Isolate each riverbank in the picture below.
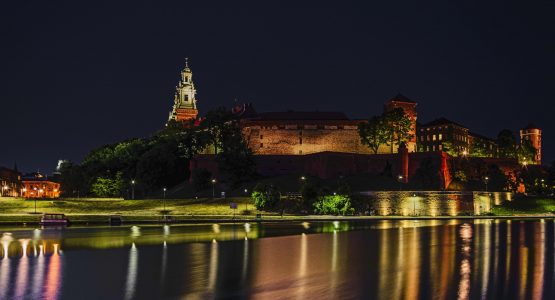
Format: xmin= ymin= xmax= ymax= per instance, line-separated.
xmin=0 ymin=195 xmax=553 ymax=225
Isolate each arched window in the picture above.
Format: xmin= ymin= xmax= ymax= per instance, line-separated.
xmin=185 ymin=76 xmax=189 ymax=82
xmin=185 ymin=95 xmax=189 ymax=101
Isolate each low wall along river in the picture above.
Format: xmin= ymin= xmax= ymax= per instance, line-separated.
xmin=359 ymin=191 xmax=513 ymax=216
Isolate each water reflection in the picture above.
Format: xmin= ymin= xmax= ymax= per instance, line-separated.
xmin=0 ymin=220 xmax=552 ymax=299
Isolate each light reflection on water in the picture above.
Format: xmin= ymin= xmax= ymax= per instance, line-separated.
xmin=0 ymin=219 xmax=553 ymax=299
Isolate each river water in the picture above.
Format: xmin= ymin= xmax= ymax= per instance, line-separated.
xmin=0 ymin=219 xmax=553 ymax=299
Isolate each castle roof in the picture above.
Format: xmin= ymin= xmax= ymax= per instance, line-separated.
xmin=388 ymin=93 xmax=416 ymax=104
xmin=421 ymin=117 xmax=467 ymax=129
xmin=253 ymin=111 xmax=349 ymax=121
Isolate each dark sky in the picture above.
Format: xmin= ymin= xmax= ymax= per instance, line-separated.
xmin=1 ymin=1 xmax=554 ymax=173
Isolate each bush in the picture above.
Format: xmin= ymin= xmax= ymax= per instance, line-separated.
xmin=90 ymin=172 xmax=123 ymax=197
xmin=251 ymin=183 xmax=280 ymax=210
xmin=313 ymin=195 xmax=354 ymax=215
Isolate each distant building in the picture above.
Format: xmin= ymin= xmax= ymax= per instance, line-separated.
xmin=168 ymin=58 xmax=199 ymax=123
xmin=520 ymin=123 xmax=542 ymax=164
xmin=21 ymin=172 xmax=60 ymax=199
xmin=0 ymin=166 xmax=22 ymax=197
xmin=417 ymin=118 xmax=496 ymax=157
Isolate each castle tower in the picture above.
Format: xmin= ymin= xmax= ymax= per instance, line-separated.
xmin=168 ymin=58 xmax=199 ymax=123
xmin=384 ymin=94 xmax=418 ymax=152
xmin=520 ymin=123 xmax=542 ymax=164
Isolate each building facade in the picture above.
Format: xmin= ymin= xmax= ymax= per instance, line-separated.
xmin=168 ymin=58 xmax=199 ymax=123
xmin=417 ymin=118 xmax=497 ymax=157
xmin=0 ymin=166 xmax=22 ymax=197
xmin=21 ymin=172 xmax=60 ymax=199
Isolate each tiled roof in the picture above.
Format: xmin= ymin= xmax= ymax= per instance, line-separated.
xmin=421 ymin=117 xmax=467 ymax=129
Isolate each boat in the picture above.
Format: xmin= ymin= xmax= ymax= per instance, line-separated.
xmin=39 ymin=213 xmax=70 ymax=226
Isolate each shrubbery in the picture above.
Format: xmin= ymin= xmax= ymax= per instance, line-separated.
xmin=313 ymin=195 xmax=354 ymax=215
xmin=251 ymin=183 xmax=281 ymax=210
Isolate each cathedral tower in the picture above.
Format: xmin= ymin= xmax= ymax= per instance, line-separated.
xmin=168 ymin=58 xmax=199 ymax=123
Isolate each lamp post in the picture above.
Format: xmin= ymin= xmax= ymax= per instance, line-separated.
xmin=211 ymin=179 xmax=216 ymax=199
xmin=244 ymin=188 xmax=248 ymax=211
xmin=131 ymin=180 xmax=135 ymax=200
xmin=33 ymin=187 xmax=38 ymax=214
xmin=163 ymin=187 xmax=167 ymax=211
xmin=484 ymin=176 xmax=489 ymax=192
xmin=398 ymin=175 xmax=403 ymax=191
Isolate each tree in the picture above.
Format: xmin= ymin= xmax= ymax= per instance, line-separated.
xmin=383 ymin=108 xmax=413 ymax=153
xmin=313 ymin=195 xmax=354 ymax=215
xmin=251 ymin=183 xmax=280 ymax=210
xmin=358 ymin=115 xmax=389 ymax=154
xmin=58 ymin=161 xmax=88 ymax=197
xmin=440 ymin=141 xmax=459 ymax=157
xmin=90 ymin=172 xmax=124 ymax=197
xmin=497 ymin=129 xmax=517 ymax=159
xmin=470 ymin=140 xmax=492 ymax=158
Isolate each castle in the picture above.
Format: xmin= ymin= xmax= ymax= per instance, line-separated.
xmin=169 ymin=61 xmax=542 ymax=187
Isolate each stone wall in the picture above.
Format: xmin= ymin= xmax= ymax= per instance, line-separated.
xmin=242 ymin=121 xmax=397 ymax=156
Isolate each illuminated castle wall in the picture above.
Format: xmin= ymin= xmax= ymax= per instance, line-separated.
xmin=238 ymin=94 xmax=418 ymax=156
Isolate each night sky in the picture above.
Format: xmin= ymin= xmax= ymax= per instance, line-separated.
xmin=1 ymin=1 xmax=554 ymax=173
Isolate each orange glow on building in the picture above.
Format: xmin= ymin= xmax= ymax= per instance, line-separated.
xmin=22 ymin=173 xmax=60 ymax=198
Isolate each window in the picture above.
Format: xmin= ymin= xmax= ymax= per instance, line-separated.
xmin=426 ymin=146 xmax=430 ymax=152
xmin=439 ymin=144 xmax=443 ymax=150
xmin=260 ymin=135 xmax=263 ymax=139
xmin=432 ymin=145 xmax=436 ymax=151
xmin=185 ymin=76 xmax=188 ymax=82
xmin=433 ymin=134 xmax=436 ymax=141
xmin=420 ymin=136 xmax=424 ymax=142
xmin=260 ymin=143 xmax=263 ymax=148
xmin=299 ymin=137 xmax=303 ymax=144
xmin=438 ymin=134 xmax=442 ymax=140
xmin=185 ymin=95 xmax=189 ymax=101
xmin=427 ymin=135 xmax=430 ymax=141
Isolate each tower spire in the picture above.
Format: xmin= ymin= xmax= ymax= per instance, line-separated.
xmin=168 ymin=58 xmax=199 ymax=124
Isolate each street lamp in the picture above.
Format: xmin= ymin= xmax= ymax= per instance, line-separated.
xmin=211 ymin=179 xmax=216 ymax=199
xmin=397 ymin=175 xmax=403 ymax=191
xmin=131 ymin=180 xmax=136 ymax=200
xmin=244 ymin=188 xmax=248 ymax=211
xmin=484 ymin=176 xmax=489 ymax=192
xmin=33 ymin=187 xmax=38 ymax=214
xmin=163 ymin=187 xmax=167 ymax=211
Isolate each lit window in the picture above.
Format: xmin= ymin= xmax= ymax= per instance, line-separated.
xmin=432 ymin=145 xmax=436 ymax=151
xmin=438 ymin=134 xmax=442 ymax=140
xmin=433 ymin=134 xmax=436 ymax=141
xmin=420 ymin=136 xmax=424 ymax=142
xmin=439 ymin=144 xmax=443 ymax=150
xmin=427 ymin=135 xmax=430 ymax=141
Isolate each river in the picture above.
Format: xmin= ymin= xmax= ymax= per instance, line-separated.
xmin=0 ymin=219 xmax=553 ymax=299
